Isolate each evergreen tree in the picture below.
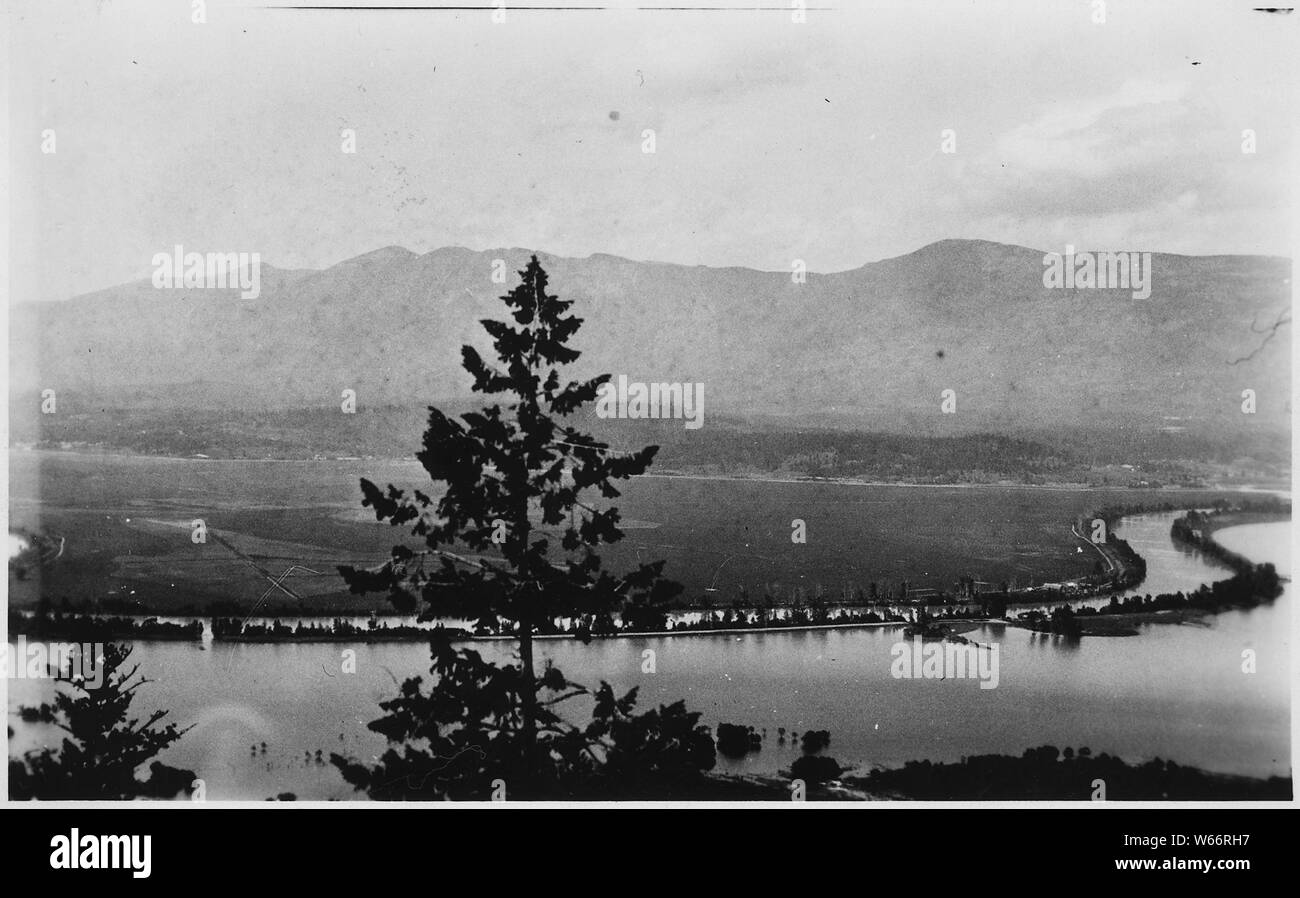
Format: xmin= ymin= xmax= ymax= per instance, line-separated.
xmin=334 ymin=256 xmax=712 ymax=798
xmin=8 ymin=643 xmax=196 ymax=800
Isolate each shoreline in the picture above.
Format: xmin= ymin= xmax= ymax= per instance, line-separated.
xmin=21 ymin=602 xmax=1242 ymax=644
xmin=10 ymin=501 xmax=1289 ymax=645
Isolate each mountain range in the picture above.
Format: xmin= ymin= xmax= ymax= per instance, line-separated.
xmin=11 ymin=239 xmax=1291 ymax=439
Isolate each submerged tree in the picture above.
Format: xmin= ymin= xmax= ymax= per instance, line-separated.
xmin=334 ymin=256 xmax=713 ymax=799
xmin=8 ymin=643 xmax=196 ymax=800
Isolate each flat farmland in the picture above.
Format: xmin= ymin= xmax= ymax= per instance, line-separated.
xmin=8 ymin=450 xmax=1243 ymax=612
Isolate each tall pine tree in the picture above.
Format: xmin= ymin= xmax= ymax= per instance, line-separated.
xmin=335 ymin=256 xmax=712 ymax=799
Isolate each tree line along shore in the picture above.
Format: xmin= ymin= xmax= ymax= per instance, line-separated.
xmin=10 ymin=498 xmax=1288 ymax=644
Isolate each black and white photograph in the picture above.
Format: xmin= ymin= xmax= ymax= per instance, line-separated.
xmin=2 ymin=0 xmax=1296 ymax=860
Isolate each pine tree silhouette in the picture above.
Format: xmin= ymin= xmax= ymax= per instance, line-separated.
xmin=9 ymin=643 xmax=196 ymax=800
xmin=335 ymin=256 xmax=714 ymax=799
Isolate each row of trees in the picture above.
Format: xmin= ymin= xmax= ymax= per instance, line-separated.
xmin=1171 ymin=507 xmax=1287 ymax=577
xmin=1019 ymin=550 xmax=1285 ymax=640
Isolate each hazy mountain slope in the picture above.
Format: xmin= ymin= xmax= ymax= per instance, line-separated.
xmin=10 ymin=239 xmax=1290 ymax=436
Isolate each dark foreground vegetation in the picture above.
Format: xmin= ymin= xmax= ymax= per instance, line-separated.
xmin=8 ymin=644 xmax=197 ymax=800
xmin=844 ymin=745 xmax=1292 ymax=800
xmin=329 ymin=257 xmax=727 ymax=800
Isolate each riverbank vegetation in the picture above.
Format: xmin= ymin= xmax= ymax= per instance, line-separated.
xmin=843 ymin=745 xmax=1291 ymax=800
xmin=210 ymin=616 xmax=448 ymax=642
xmin=1171 ymin=498 xmax=1290 ymax=576
xmin=1014 ymin=500 xmax=1288 ymax=638
xmin=8 ymin=607 xmax=203 ymax=641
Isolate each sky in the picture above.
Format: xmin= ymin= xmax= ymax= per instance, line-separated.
xmin=5 ymin=0 xmax=1298 ymax=302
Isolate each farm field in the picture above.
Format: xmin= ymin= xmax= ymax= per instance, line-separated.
xmin=8 ymin=450 xmax=1246 ymax=614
